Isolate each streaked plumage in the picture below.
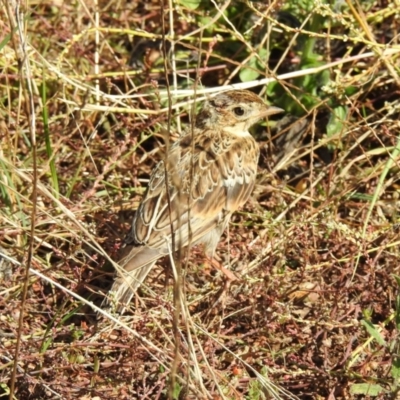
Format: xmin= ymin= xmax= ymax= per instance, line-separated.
xmin=108 ymin=90 xmax=283 ymax=310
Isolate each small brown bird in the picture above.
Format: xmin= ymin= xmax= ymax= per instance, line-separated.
xmin=108 ymin=90 xmax=283 ymax=309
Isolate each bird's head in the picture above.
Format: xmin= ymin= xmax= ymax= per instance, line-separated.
xmin=196 ymin=90 xmax=283 ymax=136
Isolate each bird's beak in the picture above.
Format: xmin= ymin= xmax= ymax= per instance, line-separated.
xmin=261 ymin=106 xmax=284 ymax=117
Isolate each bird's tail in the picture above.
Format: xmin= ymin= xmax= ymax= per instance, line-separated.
xmin=105 ymin=245 xmax=163 ymax=312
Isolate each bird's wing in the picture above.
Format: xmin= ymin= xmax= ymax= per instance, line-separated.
xmin=128 ymin=131 xmax=259 ymax=251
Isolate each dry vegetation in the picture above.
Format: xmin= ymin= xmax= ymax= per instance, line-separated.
xmin=1 ymin=0 xmax=400 ymax=399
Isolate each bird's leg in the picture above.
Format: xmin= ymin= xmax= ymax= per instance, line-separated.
xmin=204 ymin=256 xmax=238 ymax=282
xmin=202 ymin=255 xmax=238 ymax=314
xmin=206 ymin=274 xmax=233 ymax=313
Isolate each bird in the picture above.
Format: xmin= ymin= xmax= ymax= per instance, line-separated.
xmin=107 ymin=89 xmax=283 ymax=310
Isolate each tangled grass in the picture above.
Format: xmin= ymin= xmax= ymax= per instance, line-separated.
xmin=1 ymin=0 xmax=400 ymax=398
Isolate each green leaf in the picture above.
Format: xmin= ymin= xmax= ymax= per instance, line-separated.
xmin=0 ymin=383 xmax=10 ymax=395
xmin=301 ymin=93 xmax=319 ymax=109
xmin=361 ymin=319 xmax=387 ymax=346
xmin=266 ymin=81 xmax=279 ymax=97
xmin=248 ymin=379 xmax=264 ymax=400
xmin=40 ymin=337 xmax=53 ymax=354
xmin=177 ymin=0 xmax=201 ymax=10
xmin=327 ymin=106 xmax=348 ymax=137
xmin=240 ymin=49 xmax=269 ymax=82
xmin=393 ymin=274 xmax=400 ymax=288
xmin=349 ymin=383 xmax=385 ymax=396
xmin=172 ymin=382 xmax=181 ymax=399
xmin=240 ymin=55 xmax=261 ymax=82
xmin=394 ymin=275 xmax=400 ymax=330
xmin=41 ymin=76 xmax=59 ymax=198
xmin=0 ymin=32 xmax=12 ymax=52
xmin=345 ymin=85 xmax=358 ymax=96
xmin=391 ymin=357 xmax=400 ymax=379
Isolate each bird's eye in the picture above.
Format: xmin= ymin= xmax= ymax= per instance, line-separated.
xmin=233 ymin=107 xmax=245 ymax=116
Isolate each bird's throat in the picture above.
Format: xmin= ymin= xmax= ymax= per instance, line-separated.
xmin=222 ymin=125 xmax=251 ymax=137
